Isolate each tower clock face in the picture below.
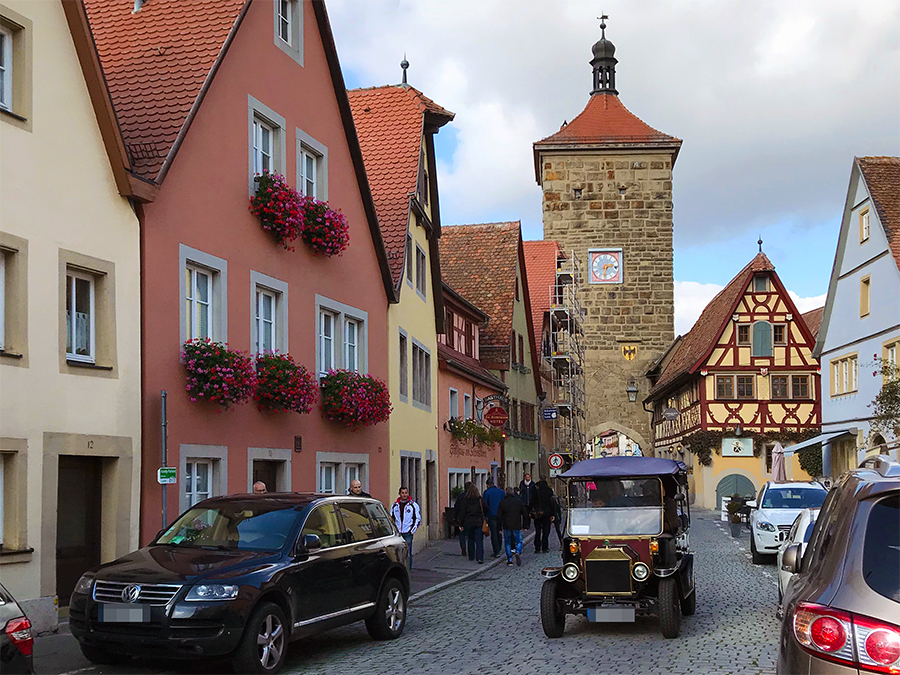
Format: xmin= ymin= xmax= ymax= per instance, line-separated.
xmin=589 ymin=249 xmax=623 ymax=284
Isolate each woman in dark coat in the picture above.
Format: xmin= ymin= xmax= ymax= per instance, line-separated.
xmin=460 ymin=483 xmax=488 ymax=563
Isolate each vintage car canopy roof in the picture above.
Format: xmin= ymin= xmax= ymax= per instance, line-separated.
xmin=560 ymin=456 xmax=687 ymax=479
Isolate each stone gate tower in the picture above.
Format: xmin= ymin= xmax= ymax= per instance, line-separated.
xmin=533 ymin=18 xmax=680 ymax=455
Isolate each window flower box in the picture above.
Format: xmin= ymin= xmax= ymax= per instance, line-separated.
xmin=299 ymin=197 xmax=350 ymax=257
xmin=250 ymin=172 xmax=304 ymax=250
xmin=254 ymin=353 xmax=317 ymax=414
xmin=445 ymin=417 xmax=504 ymax=446
xmin=320 ymin=370 xmax=391 ymax=427
xmin=182 ymin=338 xmax=255 ymax=409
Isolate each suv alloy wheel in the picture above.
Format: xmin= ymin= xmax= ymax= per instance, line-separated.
xmin=365 ymin=578 xmax=407 ymax=640
xmin=233 ymin=602 xmax=287 ymax=674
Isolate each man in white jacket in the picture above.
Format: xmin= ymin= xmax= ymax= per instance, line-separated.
xmin=390 ymin=487 xmax=421 ymax=569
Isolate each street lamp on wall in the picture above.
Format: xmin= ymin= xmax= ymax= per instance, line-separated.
xmin=626 ymin=377 xmax=638 ymax=403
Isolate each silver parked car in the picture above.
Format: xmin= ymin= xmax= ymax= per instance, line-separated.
xmin=777 ymin=455 xmax=900 ymax=674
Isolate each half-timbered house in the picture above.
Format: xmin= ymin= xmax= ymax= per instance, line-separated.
xmin=645 ymin=252 xmax=822 ymax=509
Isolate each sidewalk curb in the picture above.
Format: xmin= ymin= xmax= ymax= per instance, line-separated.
xmin=409 ymin=532 xmax=536 ymax=604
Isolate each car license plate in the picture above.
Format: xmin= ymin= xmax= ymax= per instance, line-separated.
xmin=98 ymin=603 xmax=150 ymax=623
xmin=587 ymin=606 xmax=635 ymax=623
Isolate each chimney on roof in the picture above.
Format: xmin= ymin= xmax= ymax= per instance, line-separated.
xmin=400 ymin=54 xmax=409 ymax=86
xmin=590 ymin=15 xmax=618 ymax=95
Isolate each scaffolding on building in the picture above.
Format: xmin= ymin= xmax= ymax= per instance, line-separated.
xmin=546 ymin=250 xmax=587 ymax=463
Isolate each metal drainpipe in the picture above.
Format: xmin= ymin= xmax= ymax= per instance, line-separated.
xmin=161 ymin=390 xmax=167 ymax=530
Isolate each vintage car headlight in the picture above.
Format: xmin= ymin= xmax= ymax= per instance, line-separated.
xmin=73 ymin=573 xmax=94 ymax=595
xmin=632 ymin=562 xmax=650 ymax=581
xmin=756 ymin=520 xmax=777 ymax=532
xmin=562 ymin=563 xmax=580 ymax=582
xmin=185 ymin=583 xmax=240 ymax=601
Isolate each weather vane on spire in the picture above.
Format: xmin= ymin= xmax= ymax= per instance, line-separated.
xmin=758 ymin=236 xmax=764 ymax=253
xmin=400 ymin=53 xmax=409 ymax=86
xmin=598 ymin=13 xmax=609 ymax=38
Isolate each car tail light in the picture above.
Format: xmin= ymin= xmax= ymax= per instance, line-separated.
xmin=792 ymin=603 xmax=900 ymax=673
xmin=854 ymin=615 xmax=900 ymax=673
xmin=5 ymin=617 xmax=33 ymax=657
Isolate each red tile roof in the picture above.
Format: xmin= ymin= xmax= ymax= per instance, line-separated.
xmin=800 ymin=307 xmax=824 ymax=341
xmin=523 ymin=240 xmax=563 ymax=357
xmin=649 ymin=252 xmax=775 ymax=397
xmin=83 ymin=0 xmax=247 ymax=181
xmin=858 ymin=156 xmax=900 ymax=270
xmin=348 ymin=86 xmax=454 ymax=287
xmin=439 ymin=223 xmax=521 ymax=365
xmin=535 ymin=94 xmax=682 ymax=149
xmin=437 ymin=342 xmax=506 ymax=392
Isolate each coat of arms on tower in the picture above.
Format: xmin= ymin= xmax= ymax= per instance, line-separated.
xmin=622 ymin=345 xmax=637 ymax=361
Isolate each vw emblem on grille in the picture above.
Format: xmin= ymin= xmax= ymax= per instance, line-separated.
xmin=121 ymin=584 xmax=142 ymax=603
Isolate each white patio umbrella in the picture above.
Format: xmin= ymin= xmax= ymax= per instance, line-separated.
xmin=771 ymin=442 xmax=787 ymax=483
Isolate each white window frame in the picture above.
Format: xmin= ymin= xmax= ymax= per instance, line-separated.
xmin=178 ymin=445 xmax=227 ymax=513
xmin=179 ymin=245 xmax=227 ymax=346
xmin=250 ymin=271 xmax=288 ymax=356
xmin=345 ymin=463 xmax=364 ymax=491
xmin=276 ymin=0 xmax=292 ymax=44
xmin=296 ymin=128 xmax=328 ymax=200
xmin=319 ymin=462 xmax=336 ymax=494
xmin=185 ymin=265 xmax=213 ymax=342
xmin=248 ymin=97 xmax=286 ymax=194
xmin=345 ymin=317 xmax=360 ymax=372
xmin=449 ymin=388 xmax=459 ymax=420
xmin=405 ymin=233 xmax=414 ymax=286
xmin=65 ymin=269 xmax=95 ymax=363
xmin=317 ymin=452 xmax=369 ymax=495
xmin=415 ymin=244 xmax=427 ymax=300
xmin=0 ymin=26 xmax=11 ymax=112
xmin=256 ymin=288 xmax=276 ymax=355
xmin=315 ymin=294 xmax=368 ymax=378
xmin=319 ymin=309 xmax=336 ymax=376
xmin=252 ymin=116 xmax=275 ymax=177
xmin=399 ymin=329 xmax=409 ymax=402
xmin=272 ymin=0 xmax=302 ymax=65
xmin=299 ymin=148 xmax=316 ymax=197
xmin=185 ymin=460 xmax=212 ymax=507
xmin=400 ymin=453 xmax=422 ymax=505
xmin=464 ymin=393 xmax=472 ymax=420
xmin=0 ymin=250 xmax=5 ymax=351
xmin=861 ymin=208 xmax=870 ymax=242
xmin=411 ymin=340 xmax=432 ymax=411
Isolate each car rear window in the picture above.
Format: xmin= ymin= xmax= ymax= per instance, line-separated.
xmin=863 ymin=494 xmax=900 ymax=602
xmin=762 ymin=488 xmax=826 ymax=509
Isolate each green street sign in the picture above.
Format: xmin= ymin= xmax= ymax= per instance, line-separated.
xmin=157 ymin=467 xmax=177 ymax=485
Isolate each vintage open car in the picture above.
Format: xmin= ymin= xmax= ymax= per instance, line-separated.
xmin=540 ymin=456 xmax=695 ymax=639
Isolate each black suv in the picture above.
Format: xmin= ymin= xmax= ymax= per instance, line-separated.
xmin=777 ymin=455 xmax=900 ymax=674
xmin=69 ymin=494 xmax=409 ymax=674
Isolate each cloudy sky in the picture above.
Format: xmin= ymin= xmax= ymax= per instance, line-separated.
xmin=328 ymin=0 xmax=900 ymax=334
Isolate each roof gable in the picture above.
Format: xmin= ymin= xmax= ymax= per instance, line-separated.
xmin=347 ymin=85 xmax=454 ymax=287
xmin=523 ymin=240 xmax=563 ymax=356
xmin=649 ymin=252 xmax=775 ymax=397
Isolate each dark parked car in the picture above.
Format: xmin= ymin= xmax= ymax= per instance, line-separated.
xmin=539 ymin=457 xmax=695 ymax=639
xmin=0 ymin=582 xmax=34 ymax=675
xmin=69 ymin=494 xmax=409 ymax=674
xmin=777 ymin=455 xmax=900 ymax=674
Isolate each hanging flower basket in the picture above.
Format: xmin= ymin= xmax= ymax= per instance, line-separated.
xmin=446 ymin=417 xmax=504 ymax=446
xmin=299 ymin=197 xmax=350 ymax=257
xmin=320 ymin=370 xmax=391 ymax=427
xmin=182 ymin=338 xmax=255 ymax=409
xmin=249 ymin=172 xmax=304 ymax=250
xmin=254 ymin=353 xmax=318 ymax=414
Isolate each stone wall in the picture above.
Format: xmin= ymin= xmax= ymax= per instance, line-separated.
xmin=541 ymin=151 xmax=676 ymax=453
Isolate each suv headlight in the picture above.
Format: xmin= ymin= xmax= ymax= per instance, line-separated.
xmin=185 ymin=584 xmax=240 ymax=601
xmin=73 ymin=573 xmax=94 ymax=595
xmin=756 ymin=520 xmax=777 ymax=532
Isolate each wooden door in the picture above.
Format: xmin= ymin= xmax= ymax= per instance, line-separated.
xmin=253 ymin=460 xmax=279 ymax=493
xmin=56 ymin=456 xmax=102 ymax=606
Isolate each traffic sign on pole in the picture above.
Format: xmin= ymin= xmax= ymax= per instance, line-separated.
xmin=548 ymin=453 xmax=564 ymax=470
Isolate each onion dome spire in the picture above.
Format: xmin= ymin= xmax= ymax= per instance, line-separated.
xmin=591 ymin=15 xmax=618 ymax=95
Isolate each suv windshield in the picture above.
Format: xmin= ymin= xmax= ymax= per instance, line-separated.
xmin=762 ymin=487 xmax=826 ymax=509
xmin=156 ymin=502 xmax=298 ymax=551
xmin=863 ymin=494 xmax=899 ymax=602
xmin=567 ymin=478 xmax=663 ymax=536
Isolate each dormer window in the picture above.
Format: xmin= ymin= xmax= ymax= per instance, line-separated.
xmin=753 ymin=276 xmax=768 ymax=293
xmin=860 ymin=208 xmax=870 ymax=243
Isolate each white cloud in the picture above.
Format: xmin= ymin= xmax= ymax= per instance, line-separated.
xmin=674 ymin=281 xmax=828 ymax=336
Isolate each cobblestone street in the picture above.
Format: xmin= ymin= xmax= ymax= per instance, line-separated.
xmin=279 ymin=509 xmax=779 ymax=675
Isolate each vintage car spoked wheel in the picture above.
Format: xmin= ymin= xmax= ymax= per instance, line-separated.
xmin=540 ymin=578 xmax=566 ymax=638
xmin=658 ymin=577 xmax=681 ymax=638
xmin=233 ymin=602 xmax=287 ymax=674
xmin=366 ymin=578 xmax=407 ymax=640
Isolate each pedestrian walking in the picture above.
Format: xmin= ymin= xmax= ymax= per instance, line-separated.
xmin=453 ymin=483 xmax=472 ymax=556
xmin=390 ymin=487 xmax=421 ymax=569
xmin=551 ymin=492 xmax=565 ymax=545
xmin=519 ymin=473 xmax=535 ymax=530
xmin=497 ymin=486 xmax=527 ymax=566
xmin=348 ymin=479 xmax=371 ymax=498
xmin=459 ymin=483 xmax=487 ymax=564
xmin=483 ymin=478 xmax=505 ymax=558
xmin=532 ymin=479 xmax=555 ymax=553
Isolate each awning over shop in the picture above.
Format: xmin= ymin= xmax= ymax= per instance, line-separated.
xmin=782 ymin=429 xmax=857 ymax=456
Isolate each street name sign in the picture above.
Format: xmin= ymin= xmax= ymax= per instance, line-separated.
xmin=157 ymin=467 xmax=177 ymax=485
xmin=484 ymin=406 xmax=509 ymax=428
xmin=542 ymin=407 xmax=559 ymax=420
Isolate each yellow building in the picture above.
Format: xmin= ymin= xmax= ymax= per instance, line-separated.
xmin=645 ymin=252 xmax=823 ymax=509
xmin=0 ymin=0 xmax=151 ymax=630
xmin=348 ymin=82 xmax=454 ymax=545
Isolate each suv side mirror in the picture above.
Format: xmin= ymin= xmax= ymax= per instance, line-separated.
xmin=782 ymin=543 xmax=801 ymax=574
xmin=746 ymin=500 xmax=757 ymax=509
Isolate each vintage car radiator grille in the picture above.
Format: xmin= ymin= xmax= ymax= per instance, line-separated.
xmin=584 ymin=548 xmax=632 ymax=594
